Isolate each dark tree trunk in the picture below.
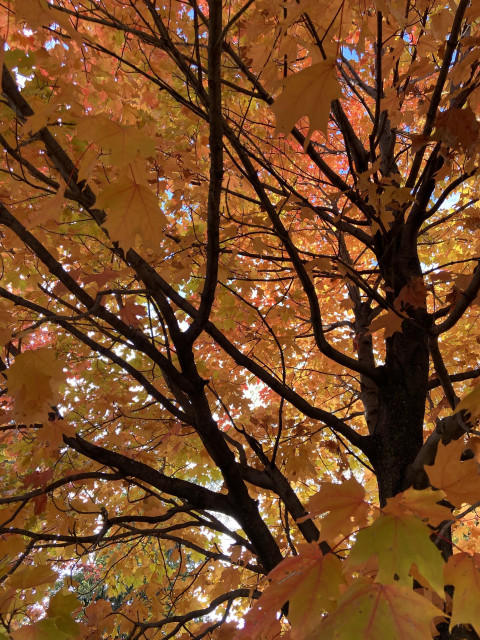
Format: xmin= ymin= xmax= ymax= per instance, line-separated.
xmin=365 ymin=225 xmax=431 ymax=504
xmin=371 ymin=322 xmax=429 ymax=505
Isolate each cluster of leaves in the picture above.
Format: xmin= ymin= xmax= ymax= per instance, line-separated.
xmin=245 ymin=438 xmax=480 ymax=640
xmin=0 ymin=0 xmax=479 ymax=638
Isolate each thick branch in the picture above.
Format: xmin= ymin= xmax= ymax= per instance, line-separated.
xmin=433 ymin=261 xmax=480 ymax=335
xmin=63 ymin=434 xmax=234 ymax=515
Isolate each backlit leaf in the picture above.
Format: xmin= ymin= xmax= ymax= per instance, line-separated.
xmin=311 ymin=580 xmax=443 ymax=640
xmin=305 ymin=476 xmax=370 ymax=540
xmin=425 ymin=439 xmax=480 ymax=506
xmin=348 ymin=513 xmax=444 ymax=596
xmin=271 ymin=60 xmax=341 ymax=145
xmin=452 ymin=385 xmax=480 ymax=420
xmin=96 ymin=177 xmax=167 ymax=252
xmin=7 ymin=348 xmax=65 ymax=424
xmin=444 ymin=552 xmax=480 ymax=635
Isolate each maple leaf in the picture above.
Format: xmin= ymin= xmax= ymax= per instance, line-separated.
xmin=8 ymin=565 xmax=57 ymax=590
xmin=271 ymin=60 xmax=341 ymax=145
xmin=96 ymin=176 xmax=167 ymax=252
xmin=36 ymin=418 xmax=76 ymax=452
xmin=311 ymin=580 xmax=443 ymax=640
xmin=120 ymin=299 xmax=147 ymax=327
xmin=85 ymin=599 xmax=115 ymax=635
xmin=25 ymin=186 xmax=65 ymax=230
xmin=7 ymin=348 xmax=66 ymax=425
xmin=394 ymin=277 xmax=427 ymax=312
xmin=368 ymin=309 xmax=404 ymax=338
xmin=347 ymin=513 xmax=445 ymax=596
xmin=425 ymin=439 xmax=480 ymax=506
xmin=14 ymin=0 xmax=83 ymax=43
xmin=444 ymin=552 xmax=480 ymax=635
xmin=433 ymin=106 xmax=480 ymax=150
xmin=305 ymin=476 xmax=370 ymax=540
xmin=11 ymin=590 xmax=80 ymax=640
xmin=242 ymin=546 xmax=344 ymax=640
xmin=383 ymin=487 xmax=451 ymax=527
xmin=3 ymin=1 xmax=480 ymax=638
xmin=452 ymin=385 xmax=480 ymax=420
xmin=75 ymin=115 xmax=156 ymax=168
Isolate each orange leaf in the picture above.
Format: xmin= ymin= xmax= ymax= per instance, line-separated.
xmin=7 ymin=348 xmax=65 ymax=425
xmin=271 ymin=60 xmax=341 ymax=145
xmin=8 ymin=565 xmax=57 ymax=590
xmin=119 ymin=300 xmax=147 ymax=327
xmin=425 ymin=439 xmax=480 ymax=506
xmin=433 ymin=106 xmax=480 ymax=150
xmin=96 ymin=177 xmax=167 ymax=252
xmin=242 ymin=546 xmax=343 ymax=639
xmin=305 ymin=476 xmax=370 ymax=541
xmin=368 ymin=310 xmax=404 ymax=338
xmin=76 ymin=115 xmax=156 ymax=168
xmin=444 ymin=552 xmax=480 ymax=635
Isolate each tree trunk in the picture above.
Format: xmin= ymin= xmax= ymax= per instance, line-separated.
xmin=370 ymin=322 xmax=429 ymax=505
xmin=369 ymin=228 xmax=431 ymax=505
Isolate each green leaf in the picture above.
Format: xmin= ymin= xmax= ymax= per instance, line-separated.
xmin=311 ymin=580 xmax=443 ymax=640
xmin=347 ymin=514 xmax=445 ymax=597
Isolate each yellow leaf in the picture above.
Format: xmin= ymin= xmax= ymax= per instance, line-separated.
xmin=289 ymin=553 xmax=344 ymax=638
xmin=425 ymin=439 xmax=480 ymax=506
xmin=452 ymin=385 xmax=480 ymax=419
xmin=8 ymin=565 xmax=57 ymax=590
xmin=271 ymin=60 xmax=341 ymax=145
xmin=76 ymin=115 xmax=156 ymax=168
xmin=444 ymin=552 xmax=480 ymax=635
xmin=311 ymin=580 xmax=443 ymax=640
xmin=96 ymin=177 xmax=167 ymax=252
xmin=368 ymin=310 xmax=404 ymax=338
xmin=383 ymin=487 xmax=451 ymax=527
xmin=7 ymin=348 xmax=65 ymax=424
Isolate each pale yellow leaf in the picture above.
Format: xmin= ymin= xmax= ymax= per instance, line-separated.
xmin=7 ymin=348 xmax=65 ymax=424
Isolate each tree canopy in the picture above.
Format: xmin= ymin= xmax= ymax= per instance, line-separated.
xmin=0 ymin=0 xmax=480 ymax=638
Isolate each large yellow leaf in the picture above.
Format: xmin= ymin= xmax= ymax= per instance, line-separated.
xmin=311 ymin=580 xmax=443 ymax=640
xmin=271 ymin=60 xmax=341 ymax=145
xmin=76 ymin=115 xmax=156 ymax=168
xmin=7 ymin=348 xmax=65 ymax=424
xmin=452 ymin=385 xmax=480 ymax=419
xmin=368 ymin=309 xmax=404 ymax=338
xmin=425 ymin=439 xmax=480 ymax=506
xmin=96 ymin=177 xmax=167 ymax=252
xmin=383 ymin=487 xmax=451 ymax=527
xmin=444 ymin=552 xmax=480 ymax=635
xmin=305 ymin=476 xmax=370 ymax=541
xmin=347 ymin=513 xmax=445 ymax=597
xmin=8 ymin=565 xmax=57 ymax=590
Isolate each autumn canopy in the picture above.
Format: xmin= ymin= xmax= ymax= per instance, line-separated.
xmin=0 ymin=0 xmax=480 ymax=638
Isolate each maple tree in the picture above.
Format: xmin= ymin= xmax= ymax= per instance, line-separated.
xmin=1 ymin=0 xmax=480 ymax=637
